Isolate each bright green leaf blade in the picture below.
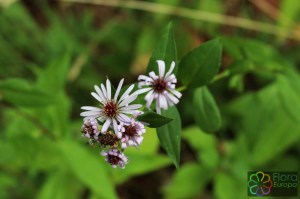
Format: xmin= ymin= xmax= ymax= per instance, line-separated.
xmin=0 ymin=78 xmax=55 ymax=107
xmin=163 ymin=163 xmax=213 ymax=199
xmin=147 ymin=22 xmax=177 ymax=75
xmin=178 ymin=38 xmax=222 ymax=88
xmin=214 ymin=172 xmax=244 ymax=199
xmin=112 ymin=152 xmax=171 ymax=184
xmin=157 ymin=106 xmax=181 ymax=168
xmin=137 ymin=110 xmax=173 ymax=128
xmin=193 ymin=87 xmax=222 ymax=133
xmin=59 ymin=141 xmax=118 ymax=199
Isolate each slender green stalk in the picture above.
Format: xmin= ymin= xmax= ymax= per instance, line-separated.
xmin=61 ymin=0 xmax=300 ymax=41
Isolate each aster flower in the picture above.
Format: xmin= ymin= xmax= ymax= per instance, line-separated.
xmin=81 ymin=118 xmax=99 ymax=145
xmin=97 ymin=130 xmax=120 ymax=148
xmin=101 ymin=149 xmax=128 ymax=169
xmin=116 ymin=119 xmax=146 ymax=148
xmin=80 ymin=78 xmax=142 ymax=133
xmin=137 ymin=60 xmax=182 ymax=114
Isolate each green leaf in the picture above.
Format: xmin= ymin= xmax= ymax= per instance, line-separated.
xmin=182 ymin=126 xmax=219 ymax=169
xmin=163 ymin=163 xmax=213 ymax=199
xmin=178 ymin=38 xmax=222 ymax=88
xmin=276 ymin=73 xmax=300 ymax=122
xmin=0 ymin=78 xmax=55 ymax=107
xmin=157 ymin=106 xmax=181 ymax=168
xmin=214 ymin=172 xmax=244 ymax=199
xmin=137 ymin=110 xmax=173 ymax=128
xmin=37 ymin=54 xmax=71 ymax=92
xmin=193 ymin=87 xmax=221 ymax=133
xmin=60 ymin=141 xmax=118 ymax=199
xmin=112 ymin=152 xmax=171 ymax=184
xmin=37 ymin=171 xmax=82 ymax=199
xmin=147 ymin=22 xmax=177 ymax=75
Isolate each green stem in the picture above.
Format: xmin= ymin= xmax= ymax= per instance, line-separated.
xmin=211 ymin=70 xmax=230 ymax=83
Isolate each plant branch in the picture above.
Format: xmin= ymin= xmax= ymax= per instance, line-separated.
xmin=60 ymin=0 xmax=300 ymax=41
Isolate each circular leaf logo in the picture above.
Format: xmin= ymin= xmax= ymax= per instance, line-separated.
xmin=248 ymin=171 xmax=273 ymax=196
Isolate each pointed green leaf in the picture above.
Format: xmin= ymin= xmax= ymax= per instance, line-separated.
xmin=60 ymin=141 xmax=118 ymax=199
xmin=178 ymin=38 xmax=222 ymax=88
xmin=193 ymin=87 xmax=221 ymax=133
xmin=0 ymin=78 xmax=55 ymax=107
xmin=137 ymin=111 xmax=173 ymax=128
xmin=147 ymin=22 xmax=177 ymax=75
xmin=157 ymin=106 xmax=181 ymax=168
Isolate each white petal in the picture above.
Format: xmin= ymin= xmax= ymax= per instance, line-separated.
xmin=101 ymin=119 xmax=111 ymax=132
xmin=166 ymin=92 xmax=179 ymax=104
xmin=80 ymin=111 xmax=101 ymax=117
xmin=119 ymin=84 xmax=134 ymax=102
xmin=156 ymin=102 xmax=161 ymax=114
xmin=135 ymin=87 xmax=152 ymax=95
xmin=165 ymin=61 xmax=175 ymax=78
xmin=106 ymin=79 xmax=111 ymax=100
xmin=138 ymin=75 xmax=150 ymax=81
xmin=117 ymin=113 xmax=131 ymax=123
xmin=91 ymin=92 xmax=104 ymax=104
xmin=170 ymin=89 xmax=182 ymax=98
xmin=119 ymin=94 xmax=137 ymax=107
xmin=145 ymin=90 xmax=154 ymax=108
xmin=120 ymin=104 xmax=142 ymax=111
xmin=114 ymin=78 xmax=124 ymax=101
xmin=101 ymin=84 xmax=108 ymax=99
xmin=159 ymin=94 xmax=168 ymax=110
xmin=149 ymin=71 xmax=158 ymax=80
xmin=81 ymin=106 xmax=101 ymax=111
xmin=157 ymin=60 xmax=165 ymax=78
xmin=112 ymin=119 xmax=118 ymax=133
xmin=94 ymin=85 xmax=106 ymax=102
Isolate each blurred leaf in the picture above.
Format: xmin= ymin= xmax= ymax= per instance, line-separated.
xmin=276 ymin=73 xmax=300 ymax=122
xmin=157 ymin=106 xmax=181 ymax=168
xmin=147 ymin=22 xmax=177 ymax=75
xmin=178 ymin=38 xmax=222 ymax=88
xmin=182 ymin=126 xmax=219 ymax=169
xmin=229 ymin=84 xmax=300 ymax=166
xmin=36 ymin=54 xmax=71 ymax=93
xmin=112 ymin=152 xmax=171 ymax=184
xmin=228 ymin=59 xmax=253 ymax=75
xmin=163 ymin=163 xmax=213 ymax=199
xmin=278 ymin=0 xmax=300 ymax=29
xmin=37 ymin=171 xmax=82 ymax=199
xmin=0 ymin=78 xmax=55 ymax=107
xmin=137 ymin=110 xmax=173 ymax=128
xmin=193 ymin=87 xmax=222 ymax=133
xmin=214 ymin=172 xmax=244 ymax=199
xmin=60 ymin=141 xmax=118 ymax=199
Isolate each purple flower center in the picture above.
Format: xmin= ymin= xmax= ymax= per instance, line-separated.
xmin=124 ymin=125 xmax=137 ymax=137
xmin=153 ymin=79 xmax=167 ymax=93
xmin=98 ymin=131 xmax=119 ymax=148
xmin=107 ymin=154 xmax=121 ymax=165
xmin=103 ymin=101 xmax=117 ymax=117
xmin=82 ymin=125 xmax=94 ymax=135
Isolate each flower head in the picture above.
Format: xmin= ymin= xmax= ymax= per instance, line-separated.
xmin=97 ymin=130 xmax=120 ymax=148
xmin=81 ymin=118 xmax=99 ymax=145
xmin=137 ymin=60 xmax=182 ymax=114
xmin=101 ymin=149 xmax=128 ymax=169
xmin=116 ymin=119 xmax=145 ymax=148
xmin=80 ymin=78 xmax=142 ymax=133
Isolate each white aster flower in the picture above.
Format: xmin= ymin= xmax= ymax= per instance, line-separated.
xmin=81 ymin=118 xmax=99 ymax=145
xmin=101 ymin=149 xmax=128 ymax=169
xmin=116 ymin=119 xmax=146 ymax=149
xmin=80 ymin=78 xmax=142 ymax=133
xmin=137 ymin=60 xmax=182 ymax=114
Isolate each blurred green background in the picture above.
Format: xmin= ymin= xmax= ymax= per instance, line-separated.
xmin=0 ymin=0 xmax=300 ymax=198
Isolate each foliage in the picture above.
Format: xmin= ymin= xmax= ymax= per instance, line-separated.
xmin=1 ymin=1 xmax=300 ymax=199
